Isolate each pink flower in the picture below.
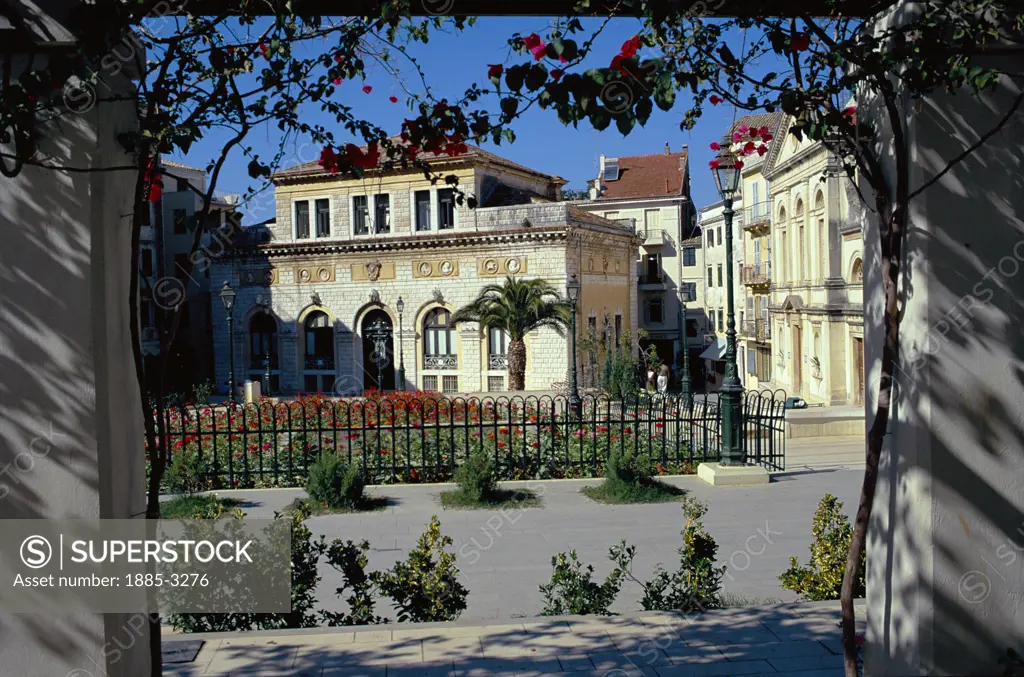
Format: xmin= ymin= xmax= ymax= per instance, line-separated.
xmin=738 ymin=124 xmax=749 ymax=134
xmin=733 ymin=132 xmax=744 ymax=143
xmin=523 ymin=33 xmax=546 ymax=60
xmin=333 ymin=77 xmax=343 ymax=85
xmin=362 ymin=85 xmax=372 ymax=94
xmin=709 ymin=142 xmax=721 ymax=151
xmin=709 ymin=159 xmax=720 ymax=169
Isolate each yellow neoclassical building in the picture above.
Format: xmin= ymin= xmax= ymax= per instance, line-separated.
xmin=210 ymin=140 xmax=639 ymax=395
xmin=764 ymin=118 xmax=865 ymax=405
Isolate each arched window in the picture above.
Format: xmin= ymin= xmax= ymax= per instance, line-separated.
xmin=250 ymin=312 xmax=278 ymax=367
xmin=423 ymin=308 xmax=456 ymax=369
xmin=777 ymin=206 xmax=788 ymax=282
xmin=795 ymin=199 xmax=805 ymax=282
xmin=304 ymin=311 xmax=334 ymax=367
xmin=851 ymin=258 xmax=864 ymax=284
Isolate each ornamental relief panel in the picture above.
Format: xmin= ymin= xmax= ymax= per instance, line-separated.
xmin=241 ymin=267 xmax=278 ymax=286
xmin=294 ymin=265 xmax=335 ymax=284
xmin=413 ymin=259 xmax=460 ymax=279
xmin=479 ymin=256 xmax=528 ymax=277
xmin=351 ymin=261 xmax=396 ymax=282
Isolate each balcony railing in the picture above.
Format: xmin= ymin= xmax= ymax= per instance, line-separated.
xmin=740 ymin=263 xmax=772 ymax=286
xmin=638 ymin=273 xmax=667 ymax=286
xmin=742 ymin=201 xmax=773 ymax=230
xmin=642 ymin=228 xmax=671 ymax=246
xmin=250 ymin=354 xmax=279 ymax=370
xmin=488 ymin=354 xmax=508 ymax=370
xmin=304 ymin=355 xmax=335 ymax=370
xmin=424 ymin=355 xmax=458 ymax=370
xmin=756 ymin=319 xmax=772 ymax=341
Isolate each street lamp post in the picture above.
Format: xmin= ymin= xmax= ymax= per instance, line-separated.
xmin=566 ymin=274 xmax=582 ymax=418
xmin=396 ymin=297 xmax=406 ymax=391
xmin=256 ymin=295 xmax=273 ymax=397
xmin=366 ymin=319 xmax=391 ymax=391
xmin=218 ymin=281 xmax=237 ymax=403
xmin=712 ymin=156 xmax=744 ymax=465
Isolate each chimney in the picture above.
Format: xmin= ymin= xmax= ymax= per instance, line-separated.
xmin=664 ymin=142 xmax=670 ymax=154
xmin=681 ymin=143 xmax=688 ymax=153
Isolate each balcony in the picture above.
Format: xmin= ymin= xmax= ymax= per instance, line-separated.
xmin=740 ymin=262 xmax=772 ymax=286
xmin=638 ymin=273 xmax=668 ymax=290
xmin=304 ymin=355 xmax=334 ymax=370
xmin=488 ymin=354 xmax=508 ymax=370
xmin=742 ymin=201 xmax=772 ymax=232
xmin=755 ymin=319 xmax=772 ymax=342
xmin=424 ymin=355 xmax=458 ymax=370
xmin=641 ymin=227 xmax=671 ymax=246
xmin=250 ymin=354 xmax=279 ymax=370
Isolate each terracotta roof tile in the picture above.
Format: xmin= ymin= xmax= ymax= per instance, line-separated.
xmin=593 ymin=151 xmax=688 ymax=200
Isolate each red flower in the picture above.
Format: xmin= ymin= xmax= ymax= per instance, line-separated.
xmin=709 ymin=159 xmax=720 ymax=169
xmin=334 ymin=53 xmax=343 ymax=63
xmin=709 ymin=95 xmax=723 ymax=106
xmin=789 ymin=33 xmax=811 ymax=52
xmin=333 ymin=77 xmax=343 ymax=85
xmin=743 ymin=141 xmax=756 ymax=153
xmin=559 ymin=55 xmax=569 ymax=64
xmin=523 ymin=33 xmax=546 ymax=60
xmin=733 ymin=132 xmax=744 ymax=143
xmin=709 ymin=142 xmax=721 ymax=151
xmin=362 ymin=85 xmax=372 ymax=94
xmin=842 ymin=106 xmax=856 ymax=118
xmin=760 ymin=131 xmax=774 ymax=142
xmin=258 ymin=42 xmax=270 ymax=58
xmin=738 ymin=123 xmax=750 ymax=134
xmin=550 ymin=68 xmax=563 ymax=83
xmin=620 ymin=35 xmax=642 ymax=59
xmin=610 ymin=54 xmax=626 ymax=74
xmin=734 ymin=159 xmax=745 ymax=169
xmin=318 ymin=146 xmax=339 ymax=173
xmin=389 ymin=95 xmax=399 ymax=103
xmin=532 ymin=441 xmax=540 ymax=448
xmin=749 ymin=127 xmax=760 ymax=138
xmin=757 ymin=144 xmax=769 ymax=156
xmin=487 ymin=64 xmax=503 ymax=79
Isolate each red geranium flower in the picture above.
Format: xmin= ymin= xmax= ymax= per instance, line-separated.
xmin=389 ymin=95 xmax=399 ymax=103
xmin=610 ymin=54 xmax=626 ymax=74
xmin=333 ymin=77 xmax=343 ymax=85
xmin=488 ymin=64 xmax=503 ymax=79
xmin=709 ymin=159 xmax=720 ymax=169
xmin=789 ymin=33 xmax=811 ymax=52
xmin=362 ymin=85 xmax=372 ymax=94
xmin=709 ymin=95 xmax=723 ymax=105
xmin=757 ymin=144 xmax=769 ymax=156
xmin=734 ymin=159 xmax=745 ymax=169
xmin=620 ymin=35 xmax=642 ymax=59
xmin=523 ymin=33 xmax=546 ymax=60
xmin=709 ymin=141 xmax=721 ymax=151
xmin=550 ymin=68 xmax=563 ymax=83
xmin=334 ymin=53 xmax=343 ymax=63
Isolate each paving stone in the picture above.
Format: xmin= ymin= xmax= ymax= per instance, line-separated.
xmin=320 ymin=667 xmax=387 ymax=677
xmin=423 ymin=636 xmax=485 ymax=662
xmin=653 ymin=658 xmax=775 ymax=676
xmin=714 ymin=641 xmax=831 ymax=661
xmin=767 ymin=653 xmax=844 ymax=672
xmin=452 ymin=656 xmax=563 ymax=676
xmin=557 ymin=653 xmax=596 ymax=671
xmin=588 ymin=649 xmax=669 ymax=676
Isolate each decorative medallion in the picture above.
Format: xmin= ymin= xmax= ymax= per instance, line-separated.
xmin=366 ymin=261 xmax=382 ymax=282
xmin=440 ymin=260 xmax=455 ymax=276
xmin=317 ymin=267 xmax=331 ymax=282
xmin=506 ymin=258 xmax=521 ymax=274
xmin=243 ymin=270 xmax=256 ymax=284
xmin=484 ymin=258 xmax=499 ymax=274
xmin=419 ymin=261 xmax=433 ymax=277
xmin=264 ymin=269 xmax=276 ymax=285
xmin=370 ymin=289 xmax=381 ymax=304
xmin=298 ymin=268 xmax=312 ymax=283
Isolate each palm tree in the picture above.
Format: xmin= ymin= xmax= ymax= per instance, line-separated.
xmin=453 ymin=277 xmax=571 ymax=391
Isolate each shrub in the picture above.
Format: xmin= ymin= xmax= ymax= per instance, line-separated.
xmin=605 ymin=447 xmax=651 ymax=485
xmin=540 ymin=546 xmax=633 ymax=616
xmin=307 ymin=451 xmax=365 ymax=509
xmin=165 ymin=448 xmax=211 ymax=495
xmin=322 ymin=538 xmax=386 ymax=626
xmin=454 ymin=452 xmax=497 ymax=501
xmin=779 ymin=493 xmax=865 ymax=601
xmin=373 ymin=516 xmax=467 ymax=622
xmin=630 ymin=498 xmax=725 ymax=612
xmin=192 ymin=379 xmax=216 ymax=405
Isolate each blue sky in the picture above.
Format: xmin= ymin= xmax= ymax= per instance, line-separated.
xmin=173 ymin=17 xmax=754 ymax=224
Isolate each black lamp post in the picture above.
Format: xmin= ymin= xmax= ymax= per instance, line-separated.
xmin=396 ymin=297 xmax=406 ymax=391
xmin=366 ymin=318 xmax=391 ymax=391
xmin=712 ymin=154 xmax=744 ymax=465
xmin=256 ymin=295 xmax=272 ymax=397
xmin=566 ymin=274 xmax=582 ymax=417
xmin=680 ymin=282 xmax=693 ymax=407
xmin=218 ymin=280 xmax=237 ymax=403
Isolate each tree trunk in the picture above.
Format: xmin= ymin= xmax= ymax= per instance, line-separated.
xmin=508 ymin=339 xmax=527 ymax=390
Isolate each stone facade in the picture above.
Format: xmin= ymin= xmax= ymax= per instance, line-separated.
xmin=211 ymin=153 xmax=638 ymax=395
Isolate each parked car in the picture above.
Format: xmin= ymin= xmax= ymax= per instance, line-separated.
xmin=784 ymin=396 xmax=808 ymax=410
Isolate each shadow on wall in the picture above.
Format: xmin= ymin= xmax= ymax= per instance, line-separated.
xmin=864 ymin=66 xmax=1024 ymax=674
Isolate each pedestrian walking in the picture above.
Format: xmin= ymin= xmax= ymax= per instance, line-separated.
xmin=657 ymin=363 xmax=670 ymax=394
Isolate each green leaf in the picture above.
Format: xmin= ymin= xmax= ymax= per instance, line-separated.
xmin=718 ymin=45 xmax=738 ymax=66
xmin=500 ymin=97 xmax=519 ymax=118
xmin=590 ymin=108 xmax=611 ymax=131
xmin=654 ymin=86 xmax=675 ymax=112
xmin=505 ymin=65 xmax=527 ymax=93
xmin=525 ymin=64 xmax=548 ymax=92
xmin=635 ymin=97 xmax=653 ymax=126
xmin=615 ymin=114 xmax=636 ymax=136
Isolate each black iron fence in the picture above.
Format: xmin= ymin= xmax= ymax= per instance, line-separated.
xmin=157 ymin=390 xmax=786 ymax=490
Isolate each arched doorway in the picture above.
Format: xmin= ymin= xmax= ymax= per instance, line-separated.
xmin=302 ymin=310 xmax=335 ymax=393
xmin=361 ymin=309 xmax=395 ymax=391
xmin=249 ymin=312 xmax=280 ymax=393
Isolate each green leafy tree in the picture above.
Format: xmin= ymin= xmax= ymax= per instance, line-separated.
xmin=322 ymin=539 xmax=387 ymax=626
xmin=780 ymin=494 xmax=865 ymax=601
xmin=452 ymin=277 xmax=570 ymax=390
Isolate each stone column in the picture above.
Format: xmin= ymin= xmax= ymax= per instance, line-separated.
xmin=861 ymin=18 xmax=1024 ymax=675
xmin=459 ymin=323 xmax=483 ymax=393
xmin=335 ymin=328 xmax=357 ymax=395
xmin=0 ymin=27 xmax=150 ymax=677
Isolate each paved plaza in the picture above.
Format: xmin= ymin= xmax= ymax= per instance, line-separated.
xmin=195 ymin=437 xmax=865 ymax=621
xmin=164 ymin=600 xmax=865 ymax=676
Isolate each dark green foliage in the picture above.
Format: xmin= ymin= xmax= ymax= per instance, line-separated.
xmin=605 ymin=447 xmax=652 ymax=485
xmin=580 ymin=447 xmax=685 ymax=504
xmin=454 ymin=452 xmax=497 ymax=502
xmin=307 ymin=451 xmax=365 ymax=509
xmin=160 ymin=494 xmax=241 ymax=519
xmin=540 ymin=545 xmax=634 ymax=616
xmin=322 ymin=539 xmax=387 ymax=626
xmin=165 ymin=448 xmax=211 ymax=495
xmin=779 ymin=494 xmax=865 ymax=601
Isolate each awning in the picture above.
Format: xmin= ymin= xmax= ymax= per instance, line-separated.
xmin=698 ymin=338 xmax=727 ymax=361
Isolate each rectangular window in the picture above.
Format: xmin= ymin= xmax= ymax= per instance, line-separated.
xmin=644 ymin=209 xmax=661 ymax=233
xmin=614 ymin=314 xmax=622 ymax=347
xmin=717 ymin=264 xmax=723 ymax=287
xmin=315 ymin=198 xmax=331 ymax=237
xmin=374 ymin=194 xmax=390 ymax=234
xmin=707 ymin=267 xmax=713 ymax=287
xmin=717 ymin=226 xmax=722 ymax=245
xmin=604 ymin=211 xmax=620 ymax=220
xmin=422 ymin=375 xmax=439 ymax=392
xmin=644 ymin=254 xmax=661 ymax=281
xmin=488 ymin=375 xmax=505 ymax=392
xmin=415 ymin=190 xmax=431 ymax=231
xmin=172 ymin=208 xmax=188 ymax=234
xmin=648 ymin=298 xmax=664 ymax=324
xmin=686 ymin=319 xmax=698 ymax=338
xmin=141 ymin=249 xmax=154 ymax=278
xmin=683 ymin=247 xmax=696 ymax=267
xmin=488 ymin=326 xmax=508 ymax=356
xmin=748 ymin=346 xmax=757 ymax=375
xmin=438 ymin=189 xmax=455 ymax=229
xmin=353 ymin=196 xmax=369 ymax=235
xmin=710 ymin=312 xmax=716 ymax=332
xmin=718 ymin=310 xmax=724 ymax=332
xmin=442 ymin=375 xmax=459 ymax=393
xmin=294 ymin=201 xmax=310 ymax=239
